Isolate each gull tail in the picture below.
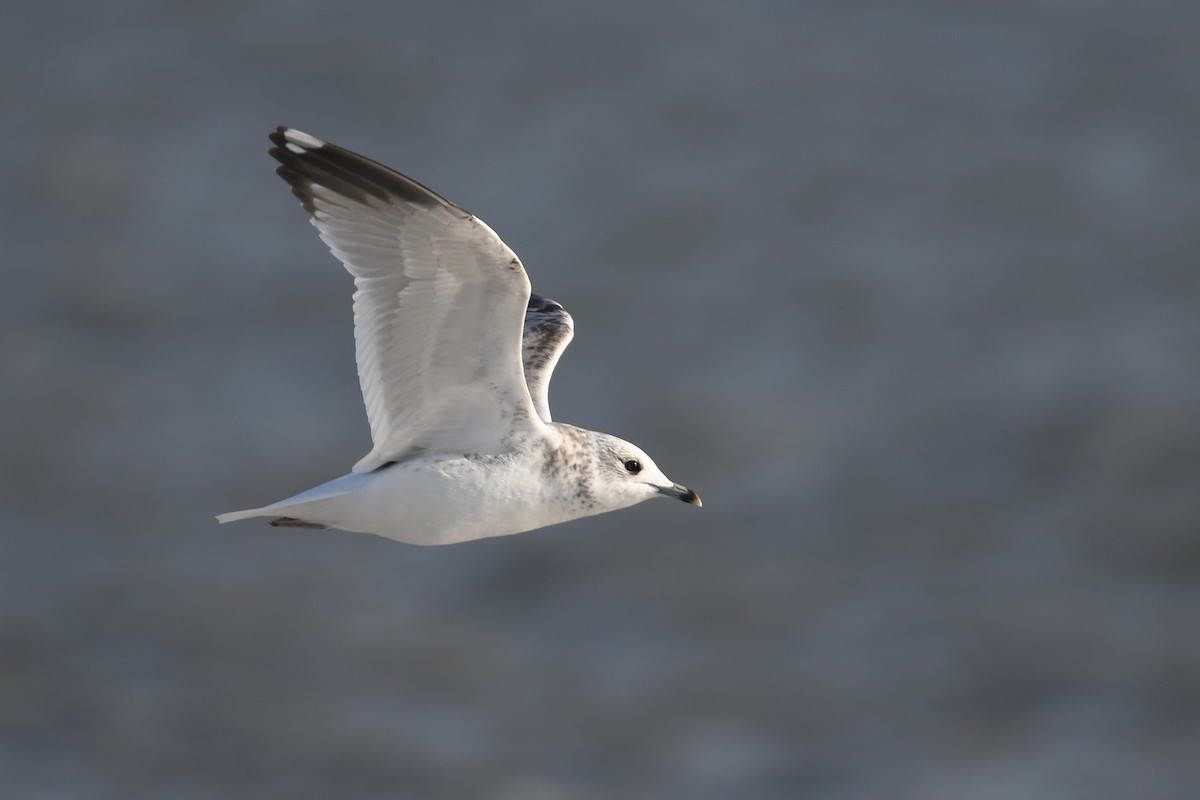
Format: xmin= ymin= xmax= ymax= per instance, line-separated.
xmin=217 ymin=501 xmax=336 ymax=530
xmin=216 ymin=506 xmax=327 ymax=529
xmin=216 ymin=471 xmax=372 ymax=528
xmin=216 ymin=506 xmax=280 ymax=525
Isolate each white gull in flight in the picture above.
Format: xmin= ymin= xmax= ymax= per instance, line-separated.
xmin=217 ymin=127 xmax=700 ymax=545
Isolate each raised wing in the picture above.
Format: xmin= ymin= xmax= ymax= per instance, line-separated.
xmin=268 ymin=127 xmax=543 ymax=472
xmin=522 ymin=295 xmax=574 ymax=423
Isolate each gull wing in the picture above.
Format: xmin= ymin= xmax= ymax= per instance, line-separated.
xmin=268 ymin=127 xmax=543 ymax=473
xmin=522 ymin=295 xmax=574 ymax=423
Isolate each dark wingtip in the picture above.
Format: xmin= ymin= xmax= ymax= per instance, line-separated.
xmin=527 ymin=294 xmax=565 ymax=312
xmin=265 ymin=126 xmax=458 ymax=212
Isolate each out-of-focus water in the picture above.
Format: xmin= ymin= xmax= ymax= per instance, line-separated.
xmin=2 ymin=2 xmax=1198 ymax=798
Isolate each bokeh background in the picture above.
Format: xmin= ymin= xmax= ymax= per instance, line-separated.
xmin=3 ymin=1 xmax=1198 ymax=798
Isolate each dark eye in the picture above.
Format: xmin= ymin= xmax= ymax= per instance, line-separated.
xmin=624 ymin=458 xmax=642 ymax=474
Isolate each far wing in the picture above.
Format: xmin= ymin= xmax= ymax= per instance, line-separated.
xmin=268 ymin=127 xmax=543 ymax=472
xmin=521 ymin=295 xmax=574 ymax=423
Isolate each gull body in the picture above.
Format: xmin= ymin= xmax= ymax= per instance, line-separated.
xmin=218 ymin=128 xmax=699 ymax=545
xmin=221 ymin=424 xmax=681 ymax=546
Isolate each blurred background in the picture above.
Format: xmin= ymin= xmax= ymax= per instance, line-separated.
xmin=3 ymin=1 xmax=1198 ymax=798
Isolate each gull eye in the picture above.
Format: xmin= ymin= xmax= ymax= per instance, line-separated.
xmin=623 ymin=458 xmax=642 ymax=474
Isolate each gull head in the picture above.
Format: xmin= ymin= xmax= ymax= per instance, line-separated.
xmin=588 ymin=432 xmax=702 ymax=510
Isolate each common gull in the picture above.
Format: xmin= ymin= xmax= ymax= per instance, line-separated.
xmin=217 ymin=127 xmax=700 ymax=545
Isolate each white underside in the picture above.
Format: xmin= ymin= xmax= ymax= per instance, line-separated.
xmin=218 ymin=448 xmax=605 ymax=546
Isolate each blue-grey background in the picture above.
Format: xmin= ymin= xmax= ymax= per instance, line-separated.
xmin=3 ymin=2 xmax=1198 ymax=798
